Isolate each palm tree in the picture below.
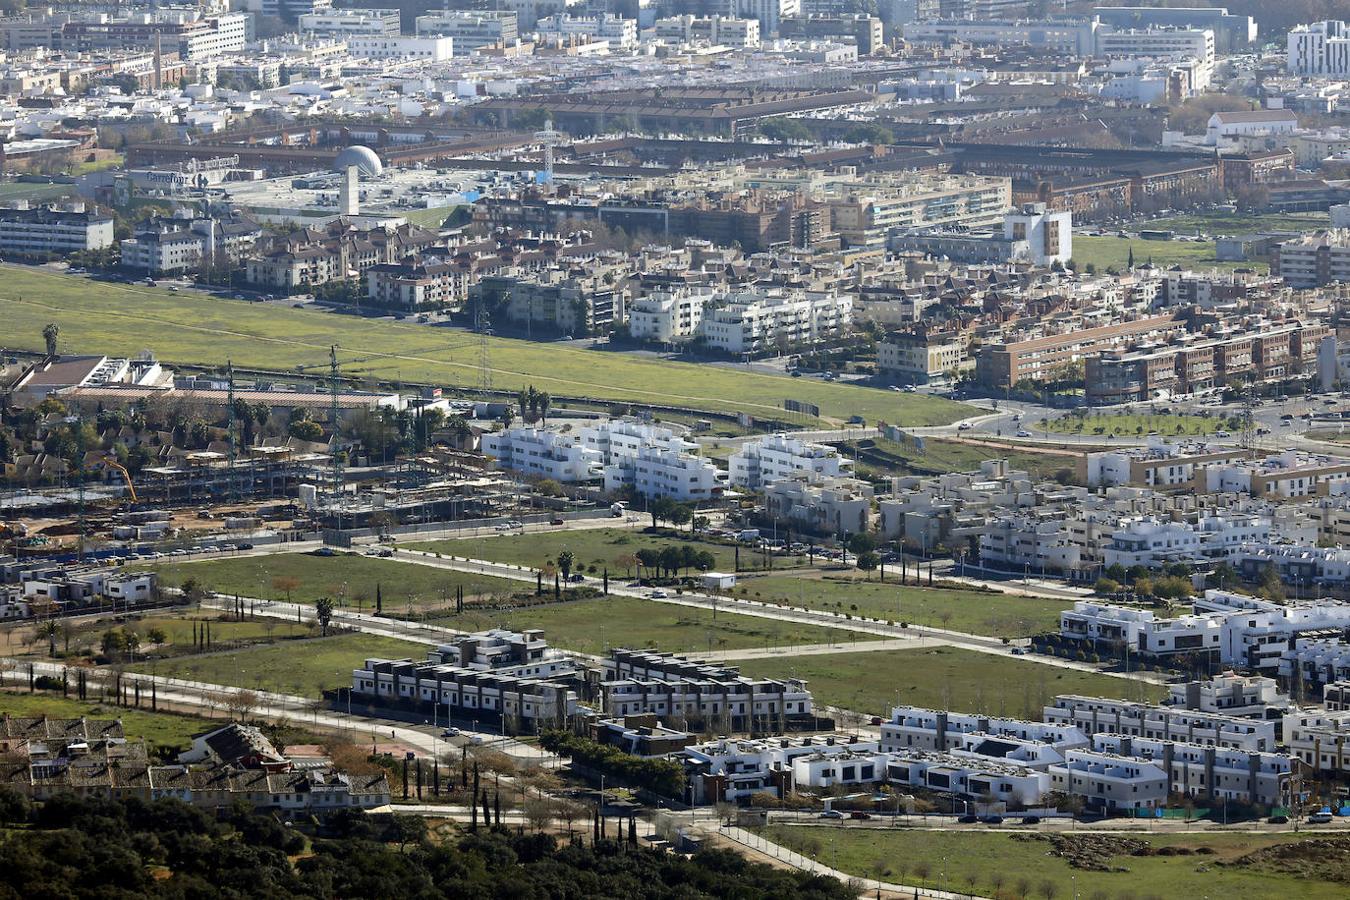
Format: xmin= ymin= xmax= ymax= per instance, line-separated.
xmin=557 ymin=550 xmax=575 ymax=584
xmin=538 ymin=392 xmax=551 ymax=424
xmin=42 ymin=323 xmax=59 ymax=358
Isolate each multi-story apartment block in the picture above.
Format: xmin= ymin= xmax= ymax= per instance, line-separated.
xmin=1165 ymin=673 xmax=1289 ymax=720
xmin=481 ymin=426 xmax=603 ymax=482
xmin=0 ymin=204 xmax=113 ymax=257
xmin=728 ymin=433 xmax=850 ymax=490
xmin=60 ymin=13 xmax=248 ymax=60
xmin=1044 ymin=694 xmax=1277 ymax=752
xmin=977 ymin=313 xmax=1186 ymax=390
xmin=700 ymin=288 xmax=852 ymax=356
xmin=298 ymin=7 xmax=400 ymax=36
xmin=878 ymin=330 xmax=967 ymax=384
xmin=1082 ymin=439 xmax=1256 ymax=490
xmin=535 ymin=13 xmax=637 ymax=48
xmin=603 ymin=442 xmax=723 ymax=501
xmin=245 ymin=221 xmax=440 ymax=290
xmin=120 ymin=215 xmax=262 ymax=275
xmin=415 ymin=11 xmax=519 ymax=51
xmin=1282 ymin=710 xmax=1350 ymax=775
xmin=365 ymin=260 xmax=465 ymax=310
xmin=1274 ymin=230 xmax=1350 ymax=288
xmin=625 ymin=288 xmax=713 ymax=344
xmin=1047 ymin=749 xmax=1169 ymax=814
xmin=1203 ymin=449 xmax=1350 ymax=499
xmin=1289 ymin=20 xmax=1350 ymax=77
xmin=653 ymin=15 xmax=760 ymax=47
xmin=1102 ymin=512 xmax=1270 ymax=569
xmin=763 ymin=475 xmax=873 ymax=537
xmin=879 ymin=706 xmax=1089 ymax=755
xmin=830 ymin=174 xmax=1011 ymax=248
xmin=1096 ymin=26 xmax=1215 ymax=87
xmin=682 ymin=734 xmax=877 ymax=804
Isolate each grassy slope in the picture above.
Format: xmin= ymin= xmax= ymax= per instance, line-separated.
xmin=129 ymin=633 xmax=426 ymax=696
xmin=758 ymin=827 xmax=1348 ymax=900
xmin=155 ymin=553 xmax=526 ymax=608
xmin=1072 ymin=235 xmax=1260 ymax=273
xmin=0 ymin=265 xmax=968 ymax=425
xmin=735 ymin=646 xmax=1165 ymax=718
xmin=734 ymin=575 xmax=1066 ymax=637
xmin=437 ymin=595 xmax=852 ymax=657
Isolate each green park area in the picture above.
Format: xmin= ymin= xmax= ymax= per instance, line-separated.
xmin=757 ymin=827 xmax=1349 ymax=900
xmin=1045 ymin=411 xmax=1241 ymax=437
xmin=0 ymin=690 xmax=213 ymax=754
xmin=1071 ymin=235 xmax=1259 ymax=274
xmin=0 ymin=265 xmax=967 ymax=426
xmin=412 ymin=526 xmax=804 ymax=574
xmin=129 ymin=633 xmax=426 ymax=697
xmin=155 ymin=552 xmax=526 ymax=610
xmin=442 ymin=594 xmax=853 ymax=657
xmin=734 ymin=575 xmax=1067 ymax=637
xmin=1148 ymin=210 xmax=1329 ymax=235
xmin=735 ymin=646 xmax=1164 ymax=718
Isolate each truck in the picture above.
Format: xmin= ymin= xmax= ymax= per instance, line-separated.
xmin=737 ymin=529 xmax=761 ymax=542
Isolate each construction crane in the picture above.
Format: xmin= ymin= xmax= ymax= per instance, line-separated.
xmin=96 ymin=455 xmax=138 ymax=504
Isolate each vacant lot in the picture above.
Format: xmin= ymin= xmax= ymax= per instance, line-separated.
xmin=846 ymin=436 xmax=1078 ymax=482
xmin=735 ymin=575 xmax=1066 ymax=637
xmin=735 ymin=646 xmax=1165 ymax=718
xmin=411 ymin=527 xmax=805 ymax=574
xmin=440 ymin=595 xmax=853 ymax=657
xmin=129 ymin=633 xmax=427 ymax=697
xmin=758 ymin=827 xmax=1348 ymax=900
xmin=0 ymin=690 xmax=213 ymax=753
xmin=0 ymin=265 xmax=968 ymax=425
xmin=1072 ymin=235 xmax=1260 ymax=274
xmin=1149 ymin=210 xmax=1328 ymax=236
xmin=155 ymin=552 xmax=525 ymax=610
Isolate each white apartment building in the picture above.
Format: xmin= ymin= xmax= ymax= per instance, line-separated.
xmin=1003 ymin=203 xmax=1072 ymax=266
xmin=700 ymin=289 xmax=852 ymax=356
xmin=1102 ymin=513 xmax=1271 ymax=568
xmin=682 ymin=735 xmax=876 ymax=804
xmin=1096 ymin=26 xmax=1215 ymax=88
xmin=298 ymin=7 xmax=400 ymax=36
xmin=902 ymin=19 xmax=1098 ymax=56
xmin=1044 ymin=694 xmax=1278 ymax=752
xmin=415 ymin=11 xmax=519 ymax=51
xmin=1083 ymin=438 xmax=1253 ymax=490
xmin=535 ymin=13 xmax=636 ymax=49
xmin=764 ymin=475 xmax=873 ymax=536
xmin=1275 ymin=230 xmax=1350 ymax=289
xmin=1289 ymin=20 xmax=1350 ymax=77
xmin=1166 ymin=673 xmax=1288 ymax=719
xmin=481 ymin=426 xmax=602 ymax=482
xmin=0 ymin=205 xmax=114 ymax=256
xmin=352 ymin=657 xmax=577 ymax=731
xmin=884 ymin=750 xmax=1051 ymax=809
xmin=979 ymin=514 xmax=1087 ymax=577
xmin=729 ymin=0 xmax=799 ymax=36
xmin=1048 ymin=750 xmax=1168 ymax=813
xmin=653 ymin=15 xmax=759 ymax=47
xmin=1282 ymin=710 xmax=1350 ymax=775
xmin=1203 ymin=449 xmax=1350 ymax=498
xmin=348 ymin=35 xmax=453 ymax=60
xmin=728 ymin=433 xmax=850 ymax=490
xmin=830 ymin=174 xmax=1012 ymax=248
xmin=1089 ymin=734 xmax=1291 ymax=806
xmin=603 ymin=443 xmax=722 ymax=501
xmin=880 ymin=706 xmax=1089 ymax=755
xmin=625 ymin=289 xmax=713 ymax=344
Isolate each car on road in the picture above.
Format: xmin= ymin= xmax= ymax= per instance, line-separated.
xmin=980 ymin=815 xmax=1005 ymax=825
xmin=1267 ymin=815 xmax=1289 ymax=825
xmin=958 ymin=423 xmax=973 ymax=431
xmin=1020 ymin=816 xmax=1041 ymax=825
xmin=1281 ymin=414 xmax=1295 ymax=421
xmin=957 ymin=815 xmax=980 ymax=824
xmin=235 ymin=542 xmax=254 ymax=551
xmin=1215 ymin=431 xmax=1231 ymax=438
xmin=649 ymin=589 xmax=669 ymax=599
xmin=819 ymin=810 xmax=844 ymax=819
xmin=550 ymin=517 xmax=565 ymax=526
xmin=441 ymin=727 xmax=461 ymax=737
xmin=1016 ymin=430 xmax=1032 ymax=438
xmin=848 ymin=811 xmax=871 ymax=820
xmin=378 ymin=549 xmax=393 ymax=558
xmin=1309 ymin=812 xmax=1334 ymax=824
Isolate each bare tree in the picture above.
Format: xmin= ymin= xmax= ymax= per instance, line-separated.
xmin=226 ymin=689 xmax=259 ymax=722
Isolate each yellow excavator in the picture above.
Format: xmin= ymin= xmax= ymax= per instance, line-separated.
xmin=97 ymin=455 xmax=138 ymax=504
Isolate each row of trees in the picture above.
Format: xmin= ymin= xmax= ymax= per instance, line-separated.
xmin=539 ymin=730 xmax=687 ymax=798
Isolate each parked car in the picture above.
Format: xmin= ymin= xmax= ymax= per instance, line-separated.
xmin=1020 ymin=816 xmax=1041 ymax=825
xmin=550 ymin=517 xmax=565 ymax=526
xmin=650 ymin=589 xmax=669 ymax=599
xmin=848 ymin=811 xmax=871 ymax=820
xmin=235 ymin=542 xmax=254 ymax=551
xmin=1309 ymin=812 xmax=1334 ymax=824
xmin=314 ymin=548 xmax=336 ymax=557
xmin=819 ymin=810 xmax=844 ymax=820
xmin=1267 ymin=815 xmax=1289 ymax=825
xmin=980 ymin=815 xmax=1005 ymax=825
xmin=957 ymin=815 xmax=980 ymax=824
xmin=441 ymin=727 xmax=461 ymax=737
xmin=1016 ymin=430 xmax=1032 ymax=438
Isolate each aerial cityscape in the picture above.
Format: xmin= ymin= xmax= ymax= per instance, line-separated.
xmin=3 ymin=0 xmax=1350 ymax=896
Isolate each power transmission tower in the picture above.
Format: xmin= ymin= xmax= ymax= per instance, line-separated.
xmin=226 ymin=359 xmax=238 ymax=502
xmin=330 ymin=345 xmax=344 ymax=504
xmin=475 ymin=300 xmax=492 ymax=395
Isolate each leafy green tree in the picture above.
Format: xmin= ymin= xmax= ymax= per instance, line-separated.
xmin=556 ymin=551 xmax=575 ymax=583
xmin=856 ymin=551 xmax=881 ymax=578
xmin=315 ymin=597 xmax=334 ymax=636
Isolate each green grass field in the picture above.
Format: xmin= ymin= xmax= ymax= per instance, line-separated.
xmin=155 ymin=552 xmax=526 ymax=609
xmin=0 ymin=689 xmax=214 ymax=753
xmin=398 ymin=206 xmax=457 ymax=228
xmin=735 ymin=646 xmax=1164 ymax=718
xmin=1071 ymin=235 xmax=1260 ymax=274
xmin=1045 ymin=412 xmax=1240 ymax=437
xmin=757 ymin=827 xmax=1348 ymax=900
xmin=1148 ymin=210 xmax=1328 ymax=236
xmin=129 ymin=633 xmax=427 ymax=696
xmin=0 ymin=265 xmax=968 ymax=425
xmin=847 ymin=436 xmax=1078 ymax=482
xmin=734 ymin=575 xmax=1067 ymax=637
xmin=0 ymin=182 xmax=76 ymax=203
xmin=438 ymin=594 xmax=853 ymax=656
xmin=8 ymin=611 xmax=315 ymax=660
xmin=411 ymin=527 xmax=806 ymax=574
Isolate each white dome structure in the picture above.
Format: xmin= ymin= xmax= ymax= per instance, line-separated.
xmin=334 ymin=145 xmax=383 ymax=177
